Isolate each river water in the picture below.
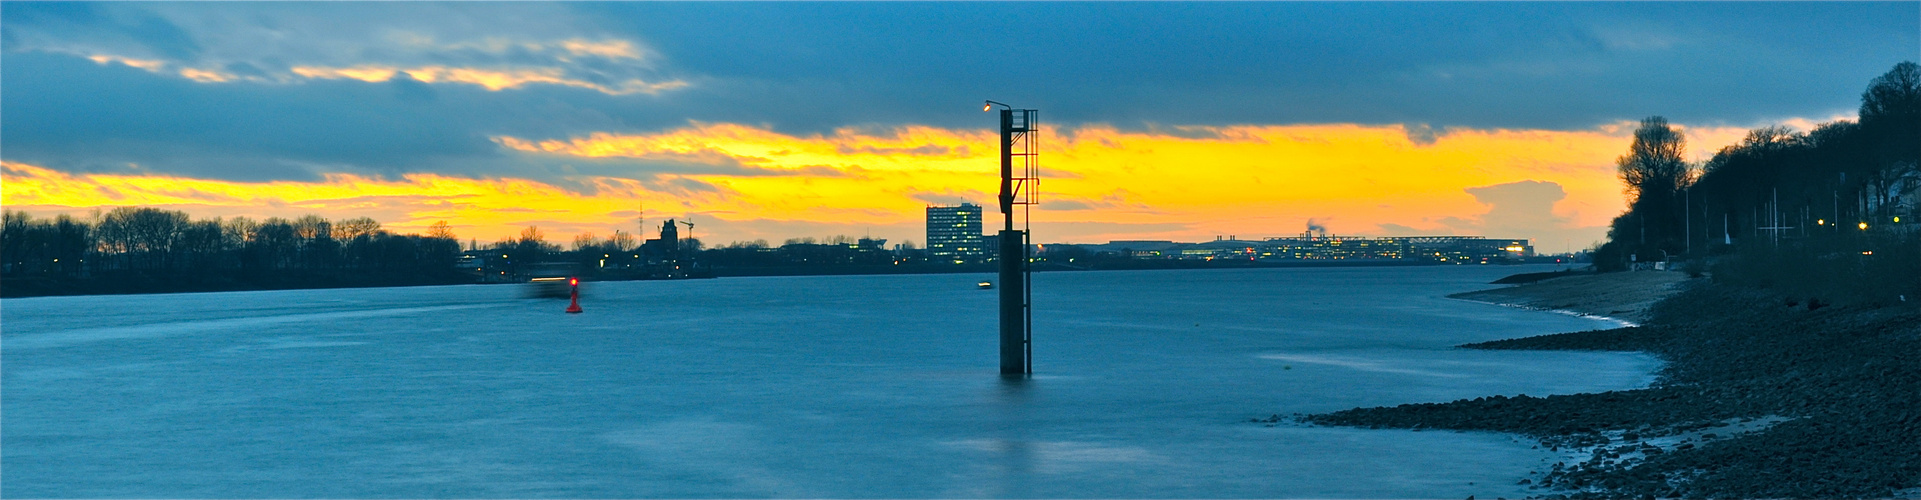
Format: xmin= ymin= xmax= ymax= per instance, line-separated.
xmin=2 ymin=265 xmax=1657 ymax=498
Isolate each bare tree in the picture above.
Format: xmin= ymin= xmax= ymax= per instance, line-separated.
xmin=608 ymin=230 xmax=635 ymax=251
xmin=223 ymin=217 xmax=258 ymax=244
xmin=332 ymin=217 xmax=382 ymax=241
xmin=293 ymin=215 xmax=331 ymax=241
xmin=427 ymin=221 xmax=455 ymax=240
xmin=95 ymin=207 xmax=190 ymax=270
xmin=573 ymin=232 xmax=600 ymax=251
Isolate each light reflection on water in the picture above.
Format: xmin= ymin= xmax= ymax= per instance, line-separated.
xmin=3 ymin=265 xmax=1656 ymax=498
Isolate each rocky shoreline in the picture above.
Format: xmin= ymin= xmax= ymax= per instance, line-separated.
xmin=1446 ymin=271 xmax=1690 ymax=325
xmin=1300 ymin=272 xmax=1921 ymax=498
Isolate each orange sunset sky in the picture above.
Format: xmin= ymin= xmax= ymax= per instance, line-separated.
xmin=2 ymin=120 xmax=1822 ymax=253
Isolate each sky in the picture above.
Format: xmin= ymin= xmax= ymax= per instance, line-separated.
xmin=3 ymin=2 xmax=1916 ymax=253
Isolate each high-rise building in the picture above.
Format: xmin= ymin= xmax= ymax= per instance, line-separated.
xmin=926 ymin=203 xmax=985 ymax=264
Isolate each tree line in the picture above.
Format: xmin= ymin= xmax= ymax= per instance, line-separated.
xmin=2 ymin=204 xmax=953 ymax=294
xmin=1599 ymin=61 xmax=1919 ymax=303
xmin=2 ymin=207 xmax=464 ymax=296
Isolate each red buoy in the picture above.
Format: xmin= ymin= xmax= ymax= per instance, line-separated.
xmin=565 ymin=277 xmax=583 ymax=314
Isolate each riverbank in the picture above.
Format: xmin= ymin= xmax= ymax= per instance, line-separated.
xmin=1447 ymin=270 xmax=1691 ymax=324
xmin=1304 ymin=271 xmax=1921 ymax=498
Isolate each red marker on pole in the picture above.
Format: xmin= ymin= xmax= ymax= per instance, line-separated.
xmin=565 ymin=277 xmax=583 ymax=314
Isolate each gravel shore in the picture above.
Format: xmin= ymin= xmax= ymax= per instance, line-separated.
xmin=1448 ymin=270 xmax=1692 ymax=324
xmin=1302 ymin=272 xmax=1921 ymax=498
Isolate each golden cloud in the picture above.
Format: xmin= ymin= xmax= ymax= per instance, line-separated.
xmin=73 ymin=32 xmax=678 ymax=95
xmin=289 ymin=65 xmax=687 ymax=94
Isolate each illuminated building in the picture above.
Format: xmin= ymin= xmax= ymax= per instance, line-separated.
xmin=926 ymin=203 xmax=986 ymax=264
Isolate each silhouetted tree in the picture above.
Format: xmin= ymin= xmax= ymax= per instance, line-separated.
xmin=1618 ymin=117 xmax=1693 ymax=200
xmin=3 ymin=206 xmax=468 ymax=296
xmin=572 ymin=232 xmax=600 ymax=251
xmin=427 ymin=221 xmax=455 ymax=240
xmin=1860 ymin=61 xmax=1921 ymax=128
xmin=178 ymin=219 xmax=228 ymax=271
xmin=95 ymin=207 xmax=191 ymax=271
xmin=2 ymin=211 xmax=31 ymax=273
xmin=1858 ymin=62 xmax=1921 ymax=218
xmin=333 ymin=217 xmax=382 ymax=241
xmin=1 ymin=211 xmax=94 ymax=277
xmin=1608 ymin=117 xmax=1695 ymax=261
xmin=608 ymin=230 xmax=635 ymax=252
xmin=251 ymin=218 xmax=299 ymax=270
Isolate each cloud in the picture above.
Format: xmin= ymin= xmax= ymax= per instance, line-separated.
xmin=5 ymin=2 xmax=1904 ymax=190
xmin=8 ymin=3 xmax=1905 ymax=153
xmin=576 ymin=2 xmax=1906 ymax=133
xmin=1446 ymin=180 xmax=1609 ymax=253
xmin=1040 ymin=190 xmax=1151 ymax=212
xmin=289 ymin=64 xmax=686 ymax=95
xmin=652 ymin=177 xmax=723 ymax=196
xmin=492 ymin=123 xmax=996 ymax=179
xmin=1042 ymin=199 xmax=1095 ymax=211
xmin=907 ymin=189 xmax=986 ymax=207
xmin=1374 ymin=223 xmax=1430 ymax=236
xmin=1464 ymin=180 xmax=1572 ymax=231
xmin=1027 ymin=221 xmax=1196 ymax=244
xmin=3 ymin=3 xmax=688 ymax=95
xmin=1403 ymin=124 xmax=1446 ymax=146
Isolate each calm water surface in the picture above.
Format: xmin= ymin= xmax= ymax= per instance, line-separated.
xmin=3 ymin=265 xmax=1657 ymax=498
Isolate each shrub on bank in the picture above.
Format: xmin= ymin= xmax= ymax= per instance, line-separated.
xmin=1709 ymin=231 xmax=1919 ymax=307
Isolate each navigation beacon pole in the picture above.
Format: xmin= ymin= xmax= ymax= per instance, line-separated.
xmin=565 ymin=277 xmax=583 ymax=314
xmin=985 ymin=100 xmax=1037 ymax=376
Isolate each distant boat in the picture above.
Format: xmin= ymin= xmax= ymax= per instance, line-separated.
xmin=523 ymin=262 xmax=581 ymax=298
xmin=978 ymin=281 xmax=994 ymax=289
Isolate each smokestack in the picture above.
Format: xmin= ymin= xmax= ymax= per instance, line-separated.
xmin=1306 ymin=218 xmax=1328 ymax=239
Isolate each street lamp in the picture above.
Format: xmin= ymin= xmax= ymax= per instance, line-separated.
xmin=983 ymin=100 xmax=1010 ymax=112
xmin=1859 ymin=222 xmax=1869 ymax=231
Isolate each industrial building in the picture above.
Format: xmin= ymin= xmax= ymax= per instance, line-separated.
xmin=1049 ymin=234 xmax=1533 ymax=264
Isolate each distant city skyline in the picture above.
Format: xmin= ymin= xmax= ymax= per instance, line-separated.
xmin=3 ymin=2 xmax=1915 ymax=254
